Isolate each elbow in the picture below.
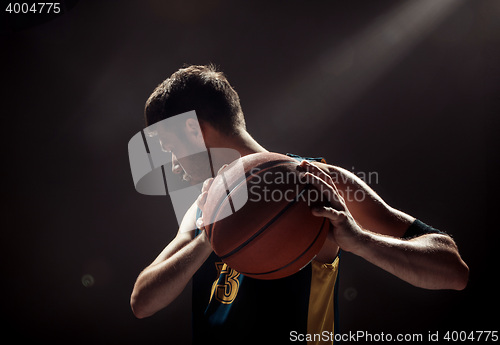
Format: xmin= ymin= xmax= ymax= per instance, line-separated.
xmin=130 ymin=289 xmax=154 ymax=319
xmin=130 ymin=272 xmax=180 ymax=319
xmin=428 ymin=235 xmax=469 ymax=291
xmin=441 ymin=236 xmax=470 ymax=291
xmin=417 ymin=260 xmax=469 ymax=291
xmin=450 ymin=259 xmax=469 ymax=291
xmin=444 ymin=237 xmax=470 ymax=291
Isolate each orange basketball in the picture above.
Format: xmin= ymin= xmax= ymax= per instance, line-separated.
xmin=203 ymin=152 xmax=329 ymax=280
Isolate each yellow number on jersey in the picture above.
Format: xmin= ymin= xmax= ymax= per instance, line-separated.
xmin=210 ymin=262 xmax=241 ymax=305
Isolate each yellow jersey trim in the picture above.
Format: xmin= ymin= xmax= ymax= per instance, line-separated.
xmin=307 ymin=257 xmax=340 ymax=345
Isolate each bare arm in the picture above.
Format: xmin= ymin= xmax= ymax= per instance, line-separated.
xmin=301 ymin=161 xmax=469 ymax=290
xmin=130 ymin=202 xmax=213 ymax=319
xmin=353 ymin=230 xmax=468 ymax=290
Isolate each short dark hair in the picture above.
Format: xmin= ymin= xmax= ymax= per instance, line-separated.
xmin=144 ymin=64 xmax=245 ymax=134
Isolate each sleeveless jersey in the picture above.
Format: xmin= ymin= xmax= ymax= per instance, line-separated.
xmin=192 ymin=154 xmax=340 ymax=345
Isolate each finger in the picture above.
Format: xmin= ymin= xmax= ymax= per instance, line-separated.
xmin=301 ymin=172 xmax=345 ymax=211
xmin=311 ymin=205 xmax=344 ymax=222
xmin=195 ymin=191 xmax=208 ymax=209
xmin=298 ymin=161 xmax=340 ymax=194
xmin=202 ymin=177 xmax=214 ymax=193
xmin=217 ymin=164 xmax=229 ymax=175
xmin=297 ymin=160 xmax=315 ymax=173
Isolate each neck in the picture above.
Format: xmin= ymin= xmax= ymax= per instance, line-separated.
xmin=206 ymin=126 xmax=267 ymax=156
xmin=231 ymin=130 xmax=268 ymax=156
xmin=205 ymin=128 xmax=267 ymax=172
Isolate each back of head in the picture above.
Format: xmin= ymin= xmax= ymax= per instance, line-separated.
xmin=145 ymin=64 xmax=246 ymax=134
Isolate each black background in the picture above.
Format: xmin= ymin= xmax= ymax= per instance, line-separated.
xmin=2 ymin=0 xmax=499 ymax=343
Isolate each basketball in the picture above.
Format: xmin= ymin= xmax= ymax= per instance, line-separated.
xmin=202 ymin=152 xmax=330 ymax=280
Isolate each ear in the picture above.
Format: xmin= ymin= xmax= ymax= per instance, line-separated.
xmin=185 ymin=117 xmax=206 ymax=145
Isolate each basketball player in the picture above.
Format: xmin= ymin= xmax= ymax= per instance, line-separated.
xmin=130 ymin=65 xmax=469 ymax=344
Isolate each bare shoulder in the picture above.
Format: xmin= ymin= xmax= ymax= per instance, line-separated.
xmin=310 ymin=161 xmax=414 ymax=237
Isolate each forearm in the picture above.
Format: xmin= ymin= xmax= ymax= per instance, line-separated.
xmin=131 ymin=233 xmax=212 ymax=318
xmin=353 ymin=231 xmax=469 ymax=290
xmin=300 ymin=162 xmax=469 ymax=290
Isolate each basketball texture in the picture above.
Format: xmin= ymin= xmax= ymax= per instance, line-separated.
xmin=203 ymin=152 xmax=329 ymax=280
